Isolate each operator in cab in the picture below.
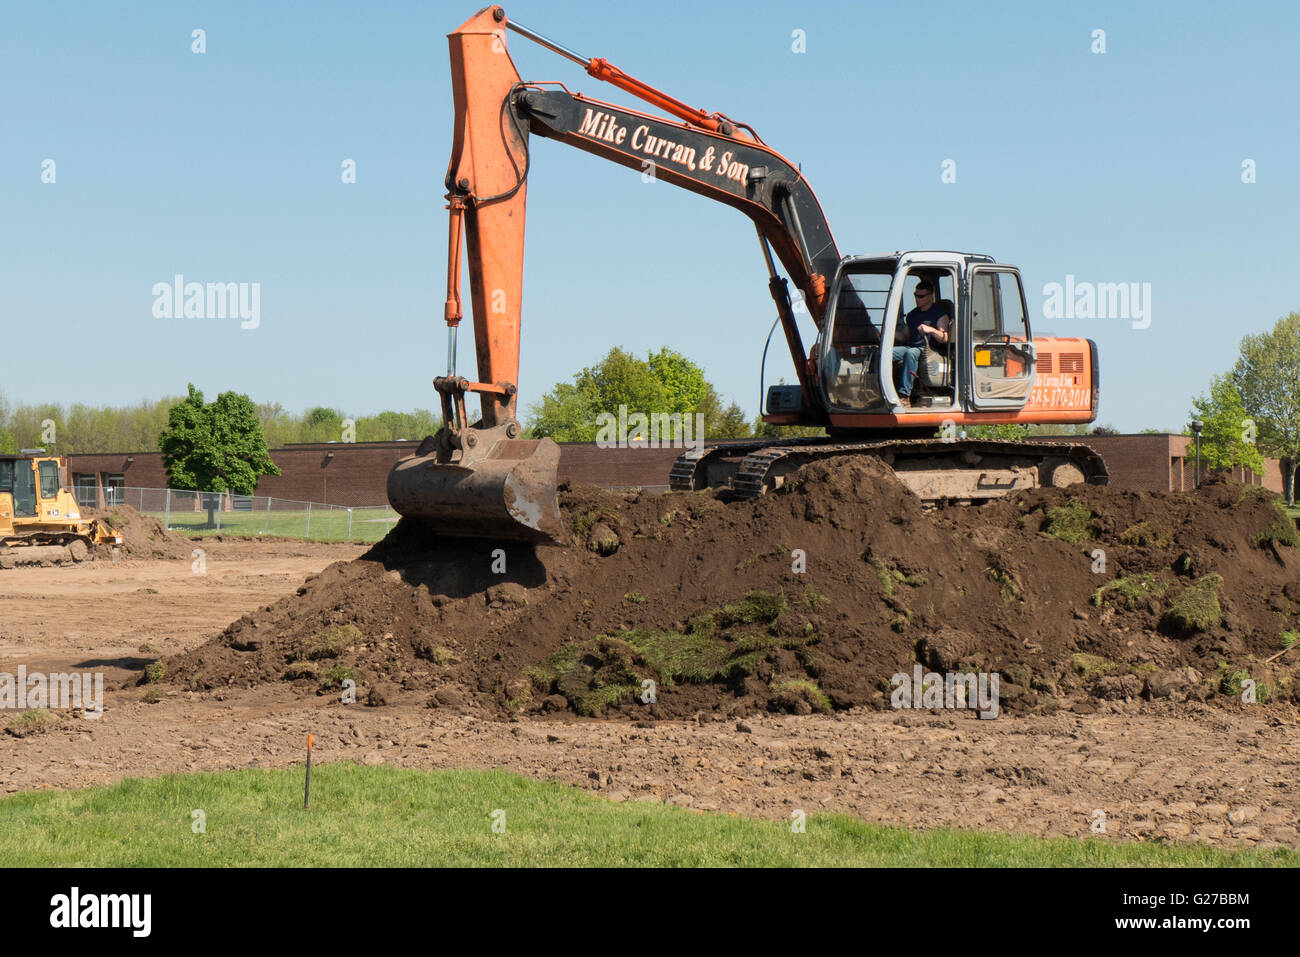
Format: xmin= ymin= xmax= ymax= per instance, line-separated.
xmin=894 ymin=280 xmax=951 ymax=408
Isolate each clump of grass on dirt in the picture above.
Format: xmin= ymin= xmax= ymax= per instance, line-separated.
xmin=1281 ymin=631 xmax=1300 ymax=651
xmin=1218 ymin=667 xmax=1252 ymax=697
xmin=143 ymin=662 xmax=165 ymax=684
xmin=623 ymin=623 xmax=730 ymax=685
xmin=1118 ymin=521 xmax=1172 ymax=548
xmin=869 ymin=556 xmax=895 ymax=596
xmin=283 ymin=661 xmax=319 ymax=680
xmin=319 ymin=664 xmax=354 ymax=691
xmin=295 ymin=624 xmax=359 ymax=661
xmin=5 ymin=710 xmax=55 ymax=737
xmin=416 ymin=643 xmax=454 ymax=666
xmin=1071 ymin=653 xmax=1118 ymax=683
xmin=1042 ymin=501 xmax=1094 ymax=543
xmin=987 ymin=567 xmax=1021 ymax=603
xmin=525 ymin=590 xmax=816 ymax=714
xmin=1161 ymin=575 xmax=1223 ymax=633
xmin=864 ymin=555 xmax=924 ymax=594
xmin=770 ymin=678 xmax=832 ymax=714
xmin=1092 ymin=573 xmax=1170 ymax=609
xmin=1256 ymin=503 xmax=1300 ymax=548
xmin=141 ymin=687 xmax=163 ymax=704
xmin=523 ymin=638 xmax=646 ymax=716
xmin=800 ymin=584 xmax=829 ymax=610
xmin=572 ymin=508 xmax=619 ymax=539
xmin=623 ymin=592 xmax=647 ymax=604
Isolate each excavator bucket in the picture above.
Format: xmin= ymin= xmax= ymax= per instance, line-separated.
xmin=387 ymin=430 xmax=562 ymax=544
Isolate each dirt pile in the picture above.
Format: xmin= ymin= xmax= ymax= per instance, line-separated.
xmin=166 ymin=461 xmax=1300 ymax=718
xmin=87 ymin=504 xmax=192 ymax=559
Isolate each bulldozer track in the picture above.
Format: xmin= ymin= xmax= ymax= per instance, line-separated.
xmin=0 ymin=532 xmax=96 ymax=568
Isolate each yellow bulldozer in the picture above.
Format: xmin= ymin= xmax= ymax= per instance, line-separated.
xmin=0 ymin=452 xmax=122 ymax=567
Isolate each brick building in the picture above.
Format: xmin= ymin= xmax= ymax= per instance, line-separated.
xmin=63 ymin=434 xmax=1287 ymax=509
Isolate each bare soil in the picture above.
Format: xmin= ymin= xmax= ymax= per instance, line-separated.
xmin=2 ymin=471 xmax=1298 ymax=850
xmin=171 ymin=462 xmax=1300 ymax=720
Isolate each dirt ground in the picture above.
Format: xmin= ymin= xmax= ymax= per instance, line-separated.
xmin=2 ymin=537 xmax=1297 ymax=850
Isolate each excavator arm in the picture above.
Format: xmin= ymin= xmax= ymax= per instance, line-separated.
xmin=390 ymin=5 xmax=844 ymax=543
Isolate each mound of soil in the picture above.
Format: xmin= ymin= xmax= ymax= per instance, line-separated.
xmin=166 ymin=462 xmax=1300 ymax=719
xmin=87 ymin=504 xmax=192 ymax=560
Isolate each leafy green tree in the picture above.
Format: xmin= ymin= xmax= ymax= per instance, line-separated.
xmin=1026 ymin=423 xmax=1092 ymax=437
xmin=1187 ymin=374 xmax=1266 ymax=478
xmin=357 ymin=409 xmax=441 ymax=442
xmin=962 ymin=424 xmax=1031 ymax=441
xmin=527 ymin=347 xmax=752 ymax=442
xmin=1233 ymin=312 xmax=1300 ymax=505
xmin=528 ymin=382 xmax=595 ymax=443
xmin=0 ymin=391 xmax=13 ymax=453
xmin=300 ymin=407 xmax=345 ymax=444
xmin=160 ymin=384 xmax=281 ymax=526
xmin=648 ymin=348 xmax=709 ymax=412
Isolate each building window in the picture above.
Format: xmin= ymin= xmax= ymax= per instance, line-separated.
xmin=74 ymin=474 xmax=98 ymax=509
xmin=103 ymin=473 xmax=125 ymax=506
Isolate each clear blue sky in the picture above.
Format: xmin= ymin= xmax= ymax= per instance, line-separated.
xmin=3 ymin=0 xmax=1296 ymax=432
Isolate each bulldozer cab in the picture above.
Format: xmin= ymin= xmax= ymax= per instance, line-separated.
xmin=0 ymin=455 xmax=70 ymax=520
xmin=0 ymin=458 xmax=36 ymax=517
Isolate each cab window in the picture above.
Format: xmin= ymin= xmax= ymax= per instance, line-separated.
xmin=39 ymin=461 xmax=60 ymax=498
xmin=969 ymin=270 xmax=1033 ymax=402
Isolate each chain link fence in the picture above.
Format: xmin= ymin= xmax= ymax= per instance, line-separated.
xmin=88 ymin=487 xmax=398 ymax=543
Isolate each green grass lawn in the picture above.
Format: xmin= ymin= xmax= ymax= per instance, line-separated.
xmin=143 ymin=508 xmax=397 ymax=543
xmin=1 ymin=764 xmax=1294 ymax=867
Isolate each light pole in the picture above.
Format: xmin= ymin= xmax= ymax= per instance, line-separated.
xmin=1191 ymin=419 xmax=1203 ymax=488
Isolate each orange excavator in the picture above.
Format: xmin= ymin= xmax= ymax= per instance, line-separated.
xmin=387 ymin=6 xmax=1107 ymax=542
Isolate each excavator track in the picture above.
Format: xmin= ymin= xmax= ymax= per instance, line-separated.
xmin=672 ymin=439 xmax=1108 ymax=503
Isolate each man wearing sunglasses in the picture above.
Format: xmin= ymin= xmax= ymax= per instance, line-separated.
xmin=893 ymin=280 xmax=951 ymax=408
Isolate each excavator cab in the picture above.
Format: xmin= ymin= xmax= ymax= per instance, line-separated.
xmin=811 ymin=252 xmax=1035 ymax=419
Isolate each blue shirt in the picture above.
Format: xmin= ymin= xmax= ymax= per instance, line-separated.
xmin=903 ymin=303 xmax=950 ymax=348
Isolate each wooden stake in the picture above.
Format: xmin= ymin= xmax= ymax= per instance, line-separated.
xmin=304 ymin=733 xmax=313 ymax=809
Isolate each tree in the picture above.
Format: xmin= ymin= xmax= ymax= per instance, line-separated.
xmin=300 ymin=407 xmax=345 ymax=444
xmin=962 ymin=424 xmax=1031 ymax=441
xmin=0 ymin=391 xmax=13 ymax=453
xmin=1027 ymin=423 xmax=1092 ymax=437
xmin=526 ymin=347 xmax=753 ymax=442
xmin=1233 ymin=312 xmax=1300 ymax=505
xmin=1187 ymin=374 xmax=1266 ymax=478
xmin=160 ymin=384 xmax=282 ymax=526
